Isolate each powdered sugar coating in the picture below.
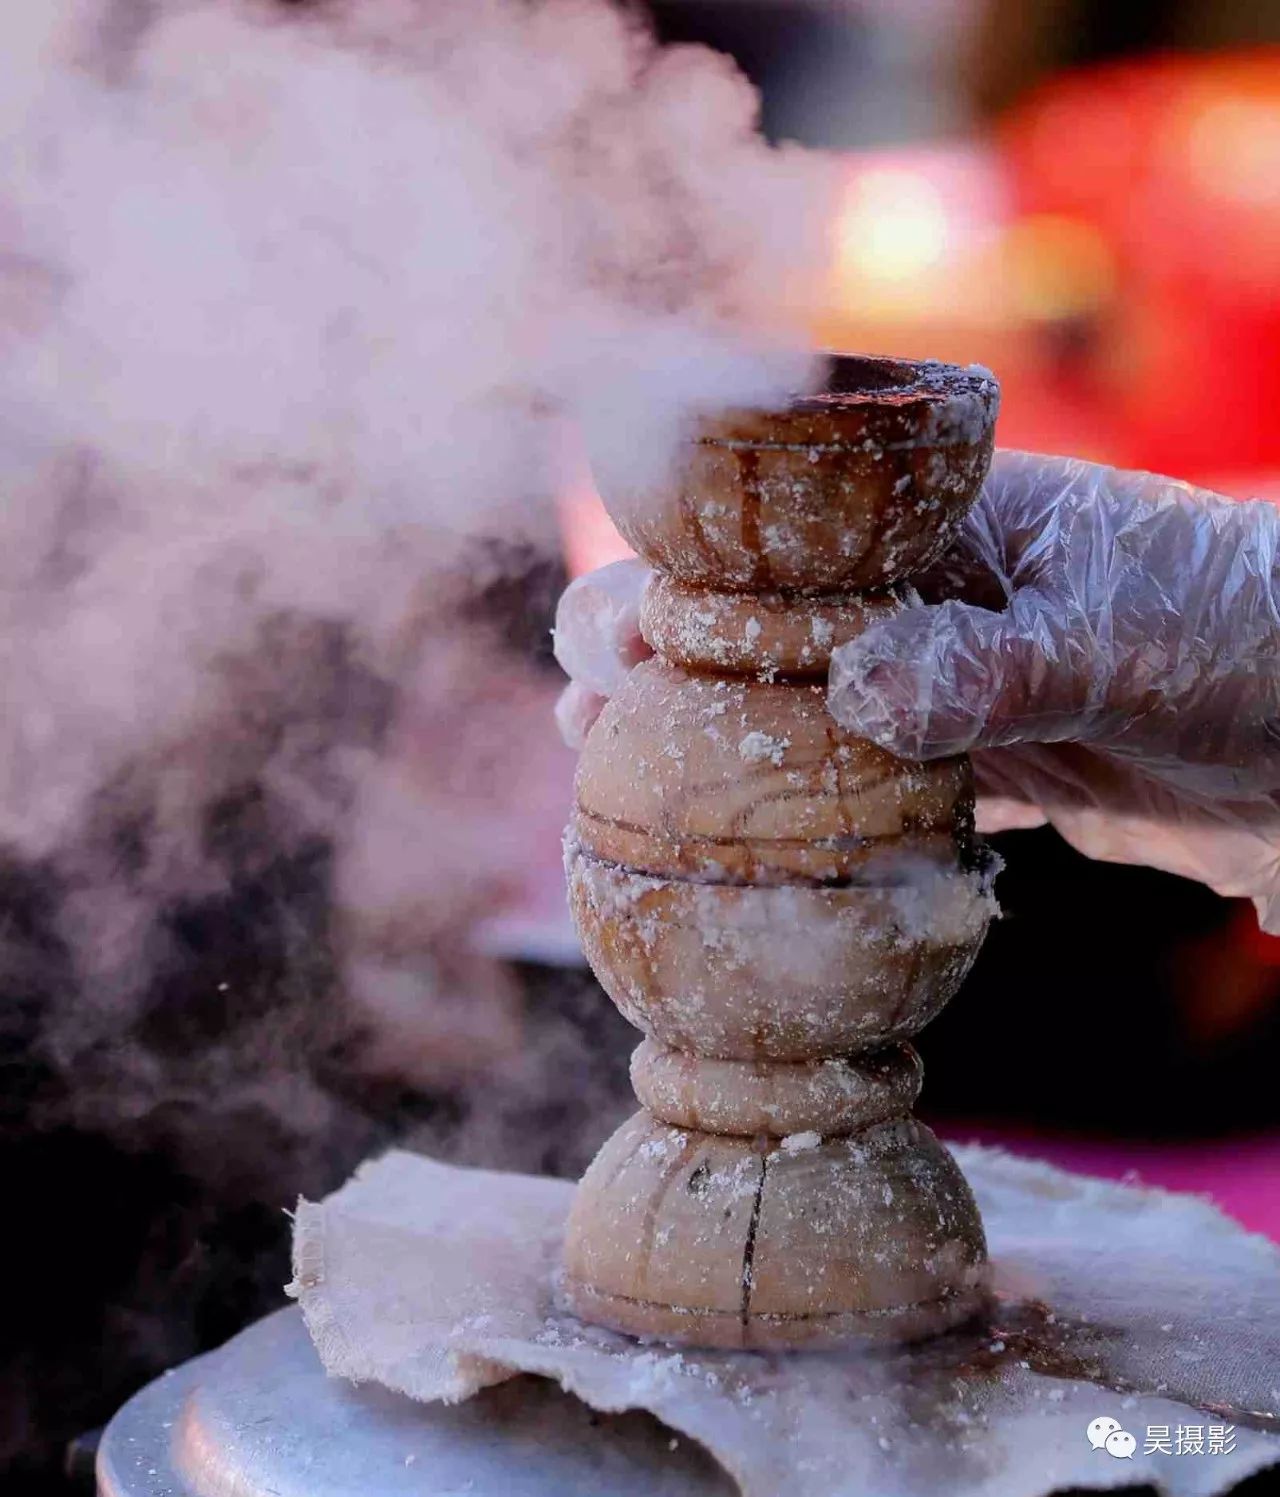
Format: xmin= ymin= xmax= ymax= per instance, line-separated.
xmin=640 ymin=572 xmax=904 ymax=677
xmin=573 ymin=659 xmax=974 ymax=884
xmin=561 ymin=1110 xmax=987 ymax=1349
xmin=631 ymin=1038 xmax=923 ymax=1137
xmin=567 ymin=843 xmax=997 ymax=1061
xmin=592 ymin=355 xmax=999 ymax=592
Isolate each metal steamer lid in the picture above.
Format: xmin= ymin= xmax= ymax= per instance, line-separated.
xmin=97 ymin=1307 xmax=730 ymax=1497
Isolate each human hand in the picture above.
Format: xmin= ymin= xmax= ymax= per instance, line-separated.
xmin=552 ymin=558 xmax=652 ymax=750
xmin=829 ymin=451 xmax=1280 ymax=930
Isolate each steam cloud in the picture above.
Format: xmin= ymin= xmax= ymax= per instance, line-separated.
xmin=0 ymin=0 xmax=837 ymax=1160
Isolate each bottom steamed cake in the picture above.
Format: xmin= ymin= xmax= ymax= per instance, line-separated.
xmin=560 ymin=1112 xmax=987 ymax=1350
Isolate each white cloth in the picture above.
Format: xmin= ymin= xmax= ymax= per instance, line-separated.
xmin=290 ymin=1145 xmax=1280 ymax=1497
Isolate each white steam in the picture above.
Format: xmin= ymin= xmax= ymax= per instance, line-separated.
xmin=0 ymin=0 xmax=837 ymax=1135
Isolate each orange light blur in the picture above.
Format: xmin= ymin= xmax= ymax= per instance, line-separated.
xmin=556 ymin=473 xmax=633 ymax=579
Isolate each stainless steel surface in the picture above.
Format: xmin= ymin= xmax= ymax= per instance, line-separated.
xmin=97 ymin=1306 xmax=732 ymax=1497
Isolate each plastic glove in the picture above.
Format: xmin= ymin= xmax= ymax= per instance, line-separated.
xmin=552 ymin=558 xmax=651 ymax=749
xmin=829 ymin=451 xmax=1280 ymax=932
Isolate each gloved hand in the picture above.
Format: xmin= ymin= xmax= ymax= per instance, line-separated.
xmin=830 ymin=450 xmax=1280 ymax=931
xmin=552 ymin=557 xmax=653 ymax=750
xmin=554 ymin=452 xmax=1280 ymax=932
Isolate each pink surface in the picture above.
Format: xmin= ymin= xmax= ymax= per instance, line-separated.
xmin=937 ymin=1124 xmax=1280 ymax=1242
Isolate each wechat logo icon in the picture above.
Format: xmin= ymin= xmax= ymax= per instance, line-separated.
xmin=1087 ymin=1417 xmax=1136 ymax=1459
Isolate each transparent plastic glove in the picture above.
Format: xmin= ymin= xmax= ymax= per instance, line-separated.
xmin=829 ymin=451 xmax=1280 ymax=931
xmin=552 ymin=558 xmax=651 ymax=749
